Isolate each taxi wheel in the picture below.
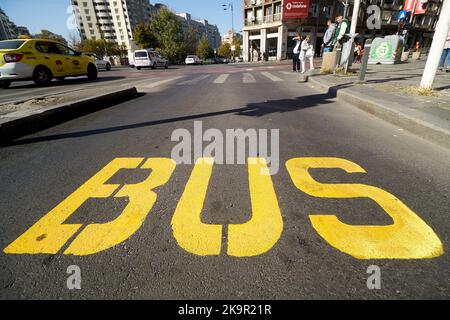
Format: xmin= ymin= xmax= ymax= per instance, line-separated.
xmin=0 ymin=80 xmax=11 ymax=89
xmin=33 ymin=66 xmax=53 ymax=86
xmin=164 ymin=63 xmax=168 ymax=69
xmin=106 ymin=63 xmax=112 ymax=71
xmin=87 ymin=64 xmax=98 ymax=80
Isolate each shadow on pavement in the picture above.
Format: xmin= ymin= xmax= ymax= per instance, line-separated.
xmin=6 ymin=76 xmax=126 ymax=90
xmin=2 ymin=83 xmax=352 ymax=147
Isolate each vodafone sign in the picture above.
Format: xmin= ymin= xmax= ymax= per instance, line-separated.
xmin=283 ymin=0 xmax=310 ymax=19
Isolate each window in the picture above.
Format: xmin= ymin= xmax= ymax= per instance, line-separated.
xmin=35 ymin=42 xmax=62 ymax=54
xmin=56 ymin=43 xmax=76 ymax=56
xmin=0 ymin=40 xmax=26 ymax=50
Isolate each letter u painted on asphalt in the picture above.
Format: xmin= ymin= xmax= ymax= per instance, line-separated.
xmin=171 ymin=157 xmax=284 ymax=257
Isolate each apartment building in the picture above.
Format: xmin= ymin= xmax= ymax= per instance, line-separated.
xmin=72 ymin=0 xmax=154 ymax=51
xmin=0 ymin=7 xmax=18 ymax=40
xmin=222 ymin=29 xmax=243 ymax=45
xmin=242 ymin=0 xmax=446 ymax=62
xmin=176 ymin=13 xmax=222 ymax=49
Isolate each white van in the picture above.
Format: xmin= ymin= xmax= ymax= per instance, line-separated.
xmin=134 ymin=49 xmax=168 ymax=70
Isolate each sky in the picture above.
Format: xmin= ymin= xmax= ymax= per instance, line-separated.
xmin=0 ymin=0 xmax=243 ymax=40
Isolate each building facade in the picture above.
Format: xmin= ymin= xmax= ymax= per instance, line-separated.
xmin=176 ymin=13 xmax=222 ymax=49
xmin=222 ymin=29 xmax=243 ymax=45
xmin=71 ymin=0 xmax=155 ymax=51
xmin=0 ymin=8 xmax=18 ymax=40
xmin=242 ymin=0 xmax=446 ymax=62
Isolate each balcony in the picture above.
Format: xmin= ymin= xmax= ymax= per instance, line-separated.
xmin=244 ymin=13 xmax=282 ymax=27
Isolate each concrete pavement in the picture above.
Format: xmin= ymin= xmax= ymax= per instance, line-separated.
xmin=0 ymin=63 xmax=449 ymax=299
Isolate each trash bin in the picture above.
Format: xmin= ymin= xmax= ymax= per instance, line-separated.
xmin=368 ymin=35 xmax=404 ymax=65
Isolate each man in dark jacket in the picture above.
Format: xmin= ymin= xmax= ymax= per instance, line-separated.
xmin=292 ymin=33 xmax=302 ymax=72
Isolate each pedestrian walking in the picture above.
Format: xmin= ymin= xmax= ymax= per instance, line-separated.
xmin=322 ymin=19 xmax=336 ymax=53
xmin=300 ymin=35 xmax=315 ymax=73
xmin=438 ymin=29 xmax=450 ymax=72
xmin=292 ymin=33 xmax=302 ymax=72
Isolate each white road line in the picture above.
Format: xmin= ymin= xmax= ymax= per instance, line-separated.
xmin=280 ymin=71 xmax=296 ymax=75
xmin=139 ymin=76 xmax=184 ymax=89
xmin=214 ymin=74 xmax=230 ymax=84
xmin=243 ymin=73 xmax=256 ymax=83
xmin=178 ymin=74 xmax=210 ymax=85
xmin=261 ymin=72 xmax=283 ymax=82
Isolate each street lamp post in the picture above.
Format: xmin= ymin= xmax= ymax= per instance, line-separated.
xmin=222 ymin=3 xmax=235 ymax=46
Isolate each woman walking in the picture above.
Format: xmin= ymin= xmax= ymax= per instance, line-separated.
xmin=300 ymin=35 xmax=315 ymax=73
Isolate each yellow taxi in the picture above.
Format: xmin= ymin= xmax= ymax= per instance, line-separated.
xmin=0 ymin=39 xmax=98 ymax=88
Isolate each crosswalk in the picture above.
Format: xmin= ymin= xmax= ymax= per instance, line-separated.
xmin=184 ymin=71 xmax=296 ymax=86
xmin=134 ymin=71 xmax=298 ymax=91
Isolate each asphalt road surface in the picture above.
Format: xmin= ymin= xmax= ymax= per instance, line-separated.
xmin=0 ymin=63 xmax=449 ymax=299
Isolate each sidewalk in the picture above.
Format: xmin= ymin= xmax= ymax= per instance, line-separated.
xmin=308 ymin=59 xmax=450 ymax=149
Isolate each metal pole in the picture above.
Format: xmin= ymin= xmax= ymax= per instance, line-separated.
xmin=349 ymin=0 xmax=361 ymax=35
xmin=345 ymin=0 xmax=361 ymax=72
xmin=358 ymin=39 xmax=372 ymax=82
xmin=420 ymin=0 xmax=450 ymax=89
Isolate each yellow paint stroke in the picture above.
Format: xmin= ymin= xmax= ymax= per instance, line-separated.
xmin=172 ymin=157 xmax=283 ymax=257
xmin=171 ymin=158 xmax=223 ymax=256
xmin=4 ymin=158 xmax=175 ymax=256
xmin=286 ymin=158 xmax=444 ymax=259
xmin=4 ymin=158 xmax=143 ymax=254
xmin=227 ymin=158 xmax=283 ymax=257
xmin=64 ymin=158 xmax=176 ymax=256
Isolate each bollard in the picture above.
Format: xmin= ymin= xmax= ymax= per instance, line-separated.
xmin=358 ymin=39 xmax=373 ymax=82
xmin=333 ymin=44 xmax=342 ymax=74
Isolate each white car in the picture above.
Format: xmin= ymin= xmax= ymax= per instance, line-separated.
xmin=185 ymin=55 xmax=203 ymax=65
xmin=85 ymin=53 xmax=112 ymax=71
xmin=134 ymin=49 xmax=168 ymax=70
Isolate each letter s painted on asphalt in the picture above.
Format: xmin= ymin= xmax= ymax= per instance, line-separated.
xmin=286 ymin=157 xmax=443 ymax=259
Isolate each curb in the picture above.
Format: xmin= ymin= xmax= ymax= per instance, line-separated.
xmin=0 ymin=87 xmax=138 ymax=144
xmin=308 ymin=76 xmax=450 ymax=149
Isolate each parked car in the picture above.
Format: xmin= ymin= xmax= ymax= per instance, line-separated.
xmin=185 ymin=55 xmax=203 ymax=65
xmin=134 ymin=49 xmax=168 ymax=70
xmin=204 ymin=57 xmax=220 ymax=64
xmin=84 ymin=53 xmax=112 ymax=71
xmin=0 ymin=39 xmax=97 ymax=88
xmin=236 ymin=56 xmax=244 ymax=63
xmin=217 ymin=56 xmax=230 ymax=64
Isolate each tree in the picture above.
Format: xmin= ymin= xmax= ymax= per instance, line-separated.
xmin=196 ymin=35 xmax=213 ymax=60
xmin=217 ymin=42 xmax=232 ymax=59
xmin=116 ymin=44 xmax=129 ymax=58
xmin=35 ymin=29 xmax=68 ymax=45
xmin=185 ymin=26 xmax=199 ymax=55
xmin=233 ymin=37 xmax=242 ymax=58
xmin=150 ymin=7 xmax=186 ymax=62
xmin=133 ymin=23 xmax=158 ymax=49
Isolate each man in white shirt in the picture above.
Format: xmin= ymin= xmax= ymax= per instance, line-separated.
xmin=292 ymin=33 xmax=302 ymax=72
xmin=438 ymin=29 xmax=450 ymax=72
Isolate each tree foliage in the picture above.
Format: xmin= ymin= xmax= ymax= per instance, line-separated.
xmin=196 ymin=35 xmax=214 ymax=60
xmin=133 ymin=23 xmax=158 ymax=49
xmin=149 ymin=7 xmax=186 ymax=62
xmin=34 ymin=30 xmax=68 ymax=45
xmin=76 ymin=39 xmax=125 ymax=57
xmin=217 ymin=42 xmax=232 ymax=59
xmin=185 ymin=26 xmax=199 ymax=55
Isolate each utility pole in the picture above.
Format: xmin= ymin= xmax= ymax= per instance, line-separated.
xmin=223 ymin=3 xmax=235 ymax=59
xmin=420 ymin=0 xmax=450 ymax=89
